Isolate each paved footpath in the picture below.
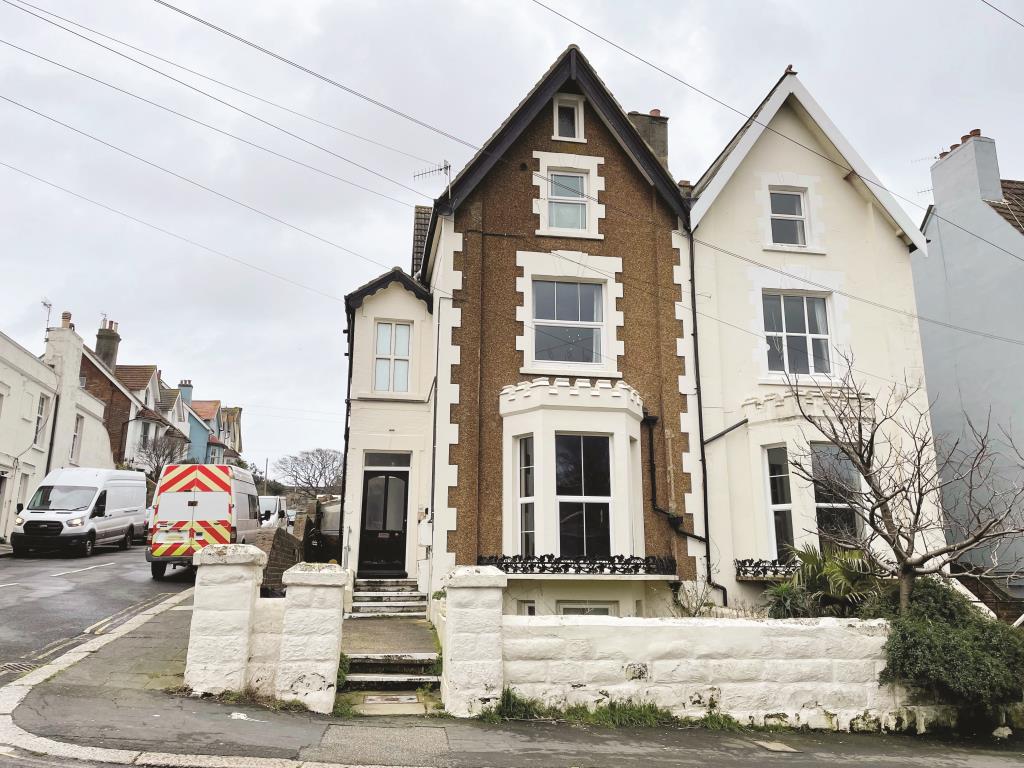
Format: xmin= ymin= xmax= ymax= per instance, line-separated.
xmin=2 ymin=593 xmax=1022 ymax=768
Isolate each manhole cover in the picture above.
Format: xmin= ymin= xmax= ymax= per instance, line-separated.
xmin=0 ymin=662 xmax=38 ymax=674
xmin=363 ymin=694 xmax=418 ymax=704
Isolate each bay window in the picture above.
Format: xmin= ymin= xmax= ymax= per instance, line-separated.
xmin=766 ymin=446 xmax=794 ymax=561
xmin=811 ymin=443 xmax=861 ymax=549
xmin=518 ymin=435 xmax=536 ymax=556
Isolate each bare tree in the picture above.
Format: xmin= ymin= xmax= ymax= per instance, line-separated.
xmin=274 ymin=448 xmax=343 ymax=498
xmin=785 ymin=357 xmax=1024 ymax=613
xmin=135 ymin=433 xmax=189 ymax=483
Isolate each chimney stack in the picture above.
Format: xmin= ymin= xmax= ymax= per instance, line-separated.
xmin=178 ymin=379 xmax=193 ymax=405
xmin=95 ymin=319 xmax=121 ymax=370
xmin=627 ymin=109 xmax=670 ymax=170
xmin=931 ymin=129 xmax=1002 ymax=205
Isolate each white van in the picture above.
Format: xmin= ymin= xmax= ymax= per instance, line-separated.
xmin=10 ymin=468 xmax=148 ymax=557
xmin=258 ymin=495 xmax=288 ymax=527
xmin=148 ymin=464 xmax=261 ymax=580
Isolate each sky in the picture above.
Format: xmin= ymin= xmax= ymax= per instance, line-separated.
xmin=1 ymin=0 xmax=1022 ymax=477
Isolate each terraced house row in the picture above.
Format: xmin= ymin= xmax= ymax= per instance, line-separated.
xmin=340 ymin=45 xmax=932 ymax=616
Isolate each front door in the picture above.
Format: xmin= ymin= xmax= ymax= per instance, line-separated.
xmin=358 ymin=470 xmax=408 ymax=578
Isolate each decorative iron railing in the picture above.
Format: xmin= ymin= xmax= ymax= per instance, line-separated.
xmin=478 ymin=554 xmax=677 ymax=576
xmin=734 ymin=558 xmax=799 ymax=581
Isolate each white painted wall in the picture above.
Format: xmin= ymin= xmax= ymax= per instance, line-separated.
xmin=692 ymin=100 xmax=936 ymax=603
xmin=0 ymin=330 xmax=56 ymax=540
xmin=343 ymin=280 xmax=434 ymax=585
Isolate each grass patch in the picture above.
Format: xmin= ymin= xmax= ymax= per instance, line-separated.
xmin=337 ymin=652 xmax=351 ymax=688
xmin=478 ymin=688 xmax=682 ymax=728
xmin=680 ymin=705 xmax=745 ymax=732
xmin=171 ymin=684 xmax=309 ymax=713
xmin=332 ymin=694 xmax=360 ymax=718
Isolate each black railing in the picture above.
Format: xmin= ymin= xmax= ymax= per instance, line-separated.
xmin=734 ymin=558 xmax=799 ymax=581
xmin=478 ymin=554 xmax=677 ymax=576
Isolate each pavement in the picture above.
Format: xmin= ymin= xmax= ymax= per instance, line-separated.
xmin=0 ymin=547 xmax=193 ymax=684
xmin=2 ymin=592 xmax=1022 ymax=768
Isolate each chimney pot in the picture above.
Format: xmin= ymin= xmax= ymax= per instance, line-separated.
xmin=649 ymin=108 xmax=661 ymax=117
xmin=939 ymin=151 xmax=949 ymax=159
xmin=950 ymin=143 xmax=960 ymax=151
xmin=970 ymin=128 xmax=981 ymax=137
xmin=60 ymin=311 xmax=71 ymax=329
xmin=961 ymin=135 xmax=971 ymax=143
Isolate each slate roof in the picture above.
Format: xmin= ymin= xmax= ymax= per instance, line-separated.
xmin=190 ymin=400 xmax=221 ymax=421
xmin=114 ymin=364 xmax=157 ymax=391
xmin=411 ymin=205 xmax=432 ymax=275
xmin=987 ymin=179 xmax=1024 ymax=236
xmin=159 ymin=386 xmax=180 ymax=412
xmin=346 ymin=267 xmax=433 ymax=312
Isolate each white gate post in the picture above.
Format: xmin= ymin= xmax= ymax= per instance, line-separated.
xmin=185 ymin=544 xmax=265 ymax=694
xmin=442 ymin=565 xmax=507 ymax=717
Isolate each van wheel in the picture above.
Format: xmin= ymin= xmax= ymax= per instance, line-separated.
xmin=120 ymin=529 xmax=134 ymax=550
xmin=151 ymin=562 xmax=167 ymax=580
xmin=11 ymin=546 xmax=26 ymax=558
xmin=79 ymin=536 xmax=94 ymax=558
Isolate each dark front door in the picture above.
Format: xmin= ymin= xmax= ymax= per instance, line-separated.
xmin=358 ymin=470 xmax=409 ymax=578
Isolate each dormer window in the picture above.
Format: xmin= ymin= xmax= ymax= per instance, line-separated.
xmin=552 ymin=94 xmax=585 ymax=142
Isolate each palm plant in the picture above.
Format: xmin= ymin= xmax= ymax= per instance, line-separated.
xmin=790 ymin=544 xmax=883 ymax=617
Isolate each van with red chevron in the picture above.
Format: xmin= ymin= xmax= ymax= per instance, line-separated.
xmin=147 ymin=463 xmax=261 ymax=580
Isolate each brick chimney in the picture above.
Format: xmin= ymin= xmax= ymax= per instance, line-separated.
xmin=932 ymin=129 xmax=1002 ymax=202
xmin=627 ymin=108 xmax=670 ymax=170
xmin=179 ymin=379 xmax=193 ymax=405
xmin=95 ymin=319 xmax=120 ymax=369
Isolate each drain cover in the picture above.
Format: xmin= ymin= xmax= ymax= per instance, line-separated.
xmin=363 ymin=694 xmax=418 ymax=704
xmin=0 ymin=662 xmax=38 ymax=674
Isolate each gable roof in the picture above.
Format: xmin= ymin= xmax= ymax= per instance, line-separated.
xmin=689 ymin=69 xmax=926 ymax=252
xmin=82 ymin=347 xmax=147 ymax=409
xmin=191 ymin=399 xmax=221 ymax=421
xmin=346 ymin=267 xmax=433 ymax=312
xmin=159 ymin=386 xmax=180 ymax=412
xmin=417 ymin=44 xmax=690 ymax=280
xmin=115 ymin=364 xmax=157 ymax=391
xmin=987 ymin=179 xmax=1024 ymax=236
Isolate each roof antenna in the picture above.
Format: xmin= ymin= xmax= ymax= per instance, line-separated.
xmin=414 ymin=160 xmax=452 ymax=199
xmin=41 ymin=297 xmax=52 ymax=342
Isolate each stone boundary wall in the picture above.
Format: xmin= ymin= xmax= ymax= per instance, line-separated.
xmin=441 ymin=566 xmax=924 ymax=730
xmin=184 ymin=545 xmax=347 ymax=713
xmin=250 ymin=527 xmax=302 ymax=591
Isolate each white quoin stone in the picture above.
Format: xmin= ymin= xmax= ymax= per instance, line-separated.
xmin=185 ymin=545 xmax=265 ymax=694
xmin=274 ymin=563 xmax=348 ymax=714
xmin=441 ymin=566 xmax=507 ymax=717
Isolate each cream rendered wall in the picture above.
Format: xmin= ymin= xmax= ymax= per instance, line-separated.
xmin=343 ymin=281 xmax=434 ymax=586
xmin=691 ymin=102 xmax=932 ymax=604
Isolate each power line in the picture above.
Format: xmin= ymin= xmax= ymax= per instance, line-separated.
xmin=1 ymin=0 xmax=432 ymax=200
xmin=527 ymin=0 xmax=1024 ymax=270
xmin=978 ymin=0 xmax=1024 ymax=29
xmin=143 ymin=0 xmax=1024 ymax=346
xmin=0 ymin=37 xmax=415 ymax=208
xmin=14 ymin=0 xmax=437 ymax=165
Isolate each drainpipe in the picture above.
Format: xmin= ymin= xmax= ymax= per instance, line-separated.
xmin=426 ymin=297 xmax=445 ymax=596
xmin=688 ymin=233 xmax=728 ymax=606
xmin=44 ymin=394 xmax=60 ymax=474
xmin=338 ymin=307 xmax=355 ymax=564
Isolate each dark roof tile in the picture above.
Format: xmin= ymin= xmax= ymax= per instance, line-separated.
xmin=987 ymin=179 xmax=1024 ymax=236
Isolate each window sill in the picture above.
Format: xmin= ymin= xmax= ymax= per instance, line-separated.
xmin=762 ymin=244 xmax=826 ymax=256
xmin=520 ymin=365 xmax=621 ymax=379
xmin=355 ymin=391 xmax=430 ymax=403
xmin=536 ymin=228 xmax=604 ymax=240
xmin=758 ymin=374 xmax=842 ymax=388
xmin=551 ymin=134 xmax=587 ymax=144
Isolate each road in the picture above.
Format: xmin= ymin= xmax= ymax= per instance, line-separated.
xmin=0 ymin=546 xmax=192 ymax=684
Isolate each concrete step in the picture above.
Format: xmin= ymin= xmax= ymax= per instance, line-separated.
xmin=348 ymin=652 xmax=438 ymax=676
xmin=351 ymin=604 xmax=426 ymax=615
xmin=344 ymin=672 xmax=439 ymax=691
xmin=345 ymin=611 xmax=427 ymax=619
xmin=355 ymin=578 xmax=418 ymax=588
xmin=352 ymin=600 xmax=426 ymax=608
xmin=352 ymin=591 xmax=427 ymax=602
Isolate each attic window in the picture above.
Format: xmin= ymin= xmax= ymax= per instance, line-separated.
xmin=769 ymin=190 xmax=807 ymax=246
xmin=553 ymin=94 xmax=585 ymax=142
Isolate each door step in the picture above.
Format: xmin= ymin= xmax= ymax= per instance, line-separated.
xmin=352 ymin=591 xmax=427 ymax=601
xmin=346 ymin=652 xmax=438 ymax=677
xmin=346 ymin=611 xmax=427 ymax=619
xmin=344 ymin=672 xmax=439 ymax=691
xmin=352 ymin=601 xmax=426 ymax=610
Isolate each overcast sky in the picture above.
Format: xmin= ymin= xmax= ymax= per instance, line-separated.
xmin=1 ymin=0 xmax=1021 ymax=476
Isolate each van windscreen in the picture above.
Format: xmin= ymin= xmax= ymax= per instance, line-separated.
xmin=28 ymin=485 xmax=97 ymax=512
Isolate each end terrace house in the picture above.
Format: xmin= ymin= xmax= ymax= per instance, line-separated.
xmin=343 ymin=46 xmax=699 ymax=617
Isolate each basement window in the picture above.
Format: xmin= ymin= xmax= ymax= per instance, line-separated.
xmin=557 ymin=600 xmax=618 ymax=616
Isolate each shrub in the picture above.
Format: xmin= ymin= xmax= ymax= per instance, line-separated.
xmin=875 ymin=579 xmax=1024 ymax=710
xmin=763 ymin=581 xmax=812 ymax=618
xmin=791 ymin=544 xmax=881 ymax=617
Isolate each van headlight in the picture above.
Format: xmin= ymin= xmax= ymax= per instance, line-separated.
xmin=14 ymin=515 xmax=23 ymax=527
xmin=66 ymin=517 xmax=85 ymax=527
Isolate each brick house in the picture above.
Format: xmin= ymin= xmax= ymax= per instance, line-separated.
xmin=343 ymin=46 xmax=698 ymax=616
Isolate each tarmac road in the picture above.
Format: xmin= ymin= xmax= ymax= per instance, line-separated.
xmin=0 ymin=546 xmax=193 ymax=683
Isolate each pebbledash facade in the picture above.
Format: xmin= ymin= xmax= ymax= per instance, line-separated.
xmin=341 ymin=47 xmax=930 ymax=615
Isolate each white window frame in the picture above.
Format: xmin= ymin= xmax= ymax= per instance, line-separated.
xmin=547 ymin=172 xmax=587 ymax=232
xmin=372 ymin=320 xmax=412 ymax=393
xmin=518 ymin=435 xmax=536 ymax=557
xmin=70 ymin=414 xmax=84 ymax=463
xmin=554 ymin=432 xmax=613 ymax=559
xmin=552 ymin=93 xmax=585 ymax=143
xmin=762 ymin=292 xmax=832 ymax=377
xmin=533 ymin=152 xmax=605 ymax=240
xmin=557 ymin=600 xmax=618 ymax=616
xmin=769 ymin=188 xmax=808 ymax=247
xmin=764 ymin=444 xmax=794 ymax=561
xmin=810 ymin=442 xmax=862 ymax=550
xmin=531 ymin=278 xmax=606 ymax=368
xmin=517 ymin=600 xmax=537 ymax=616
xmin=33 ymin=394 xmax=48 ymax=446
